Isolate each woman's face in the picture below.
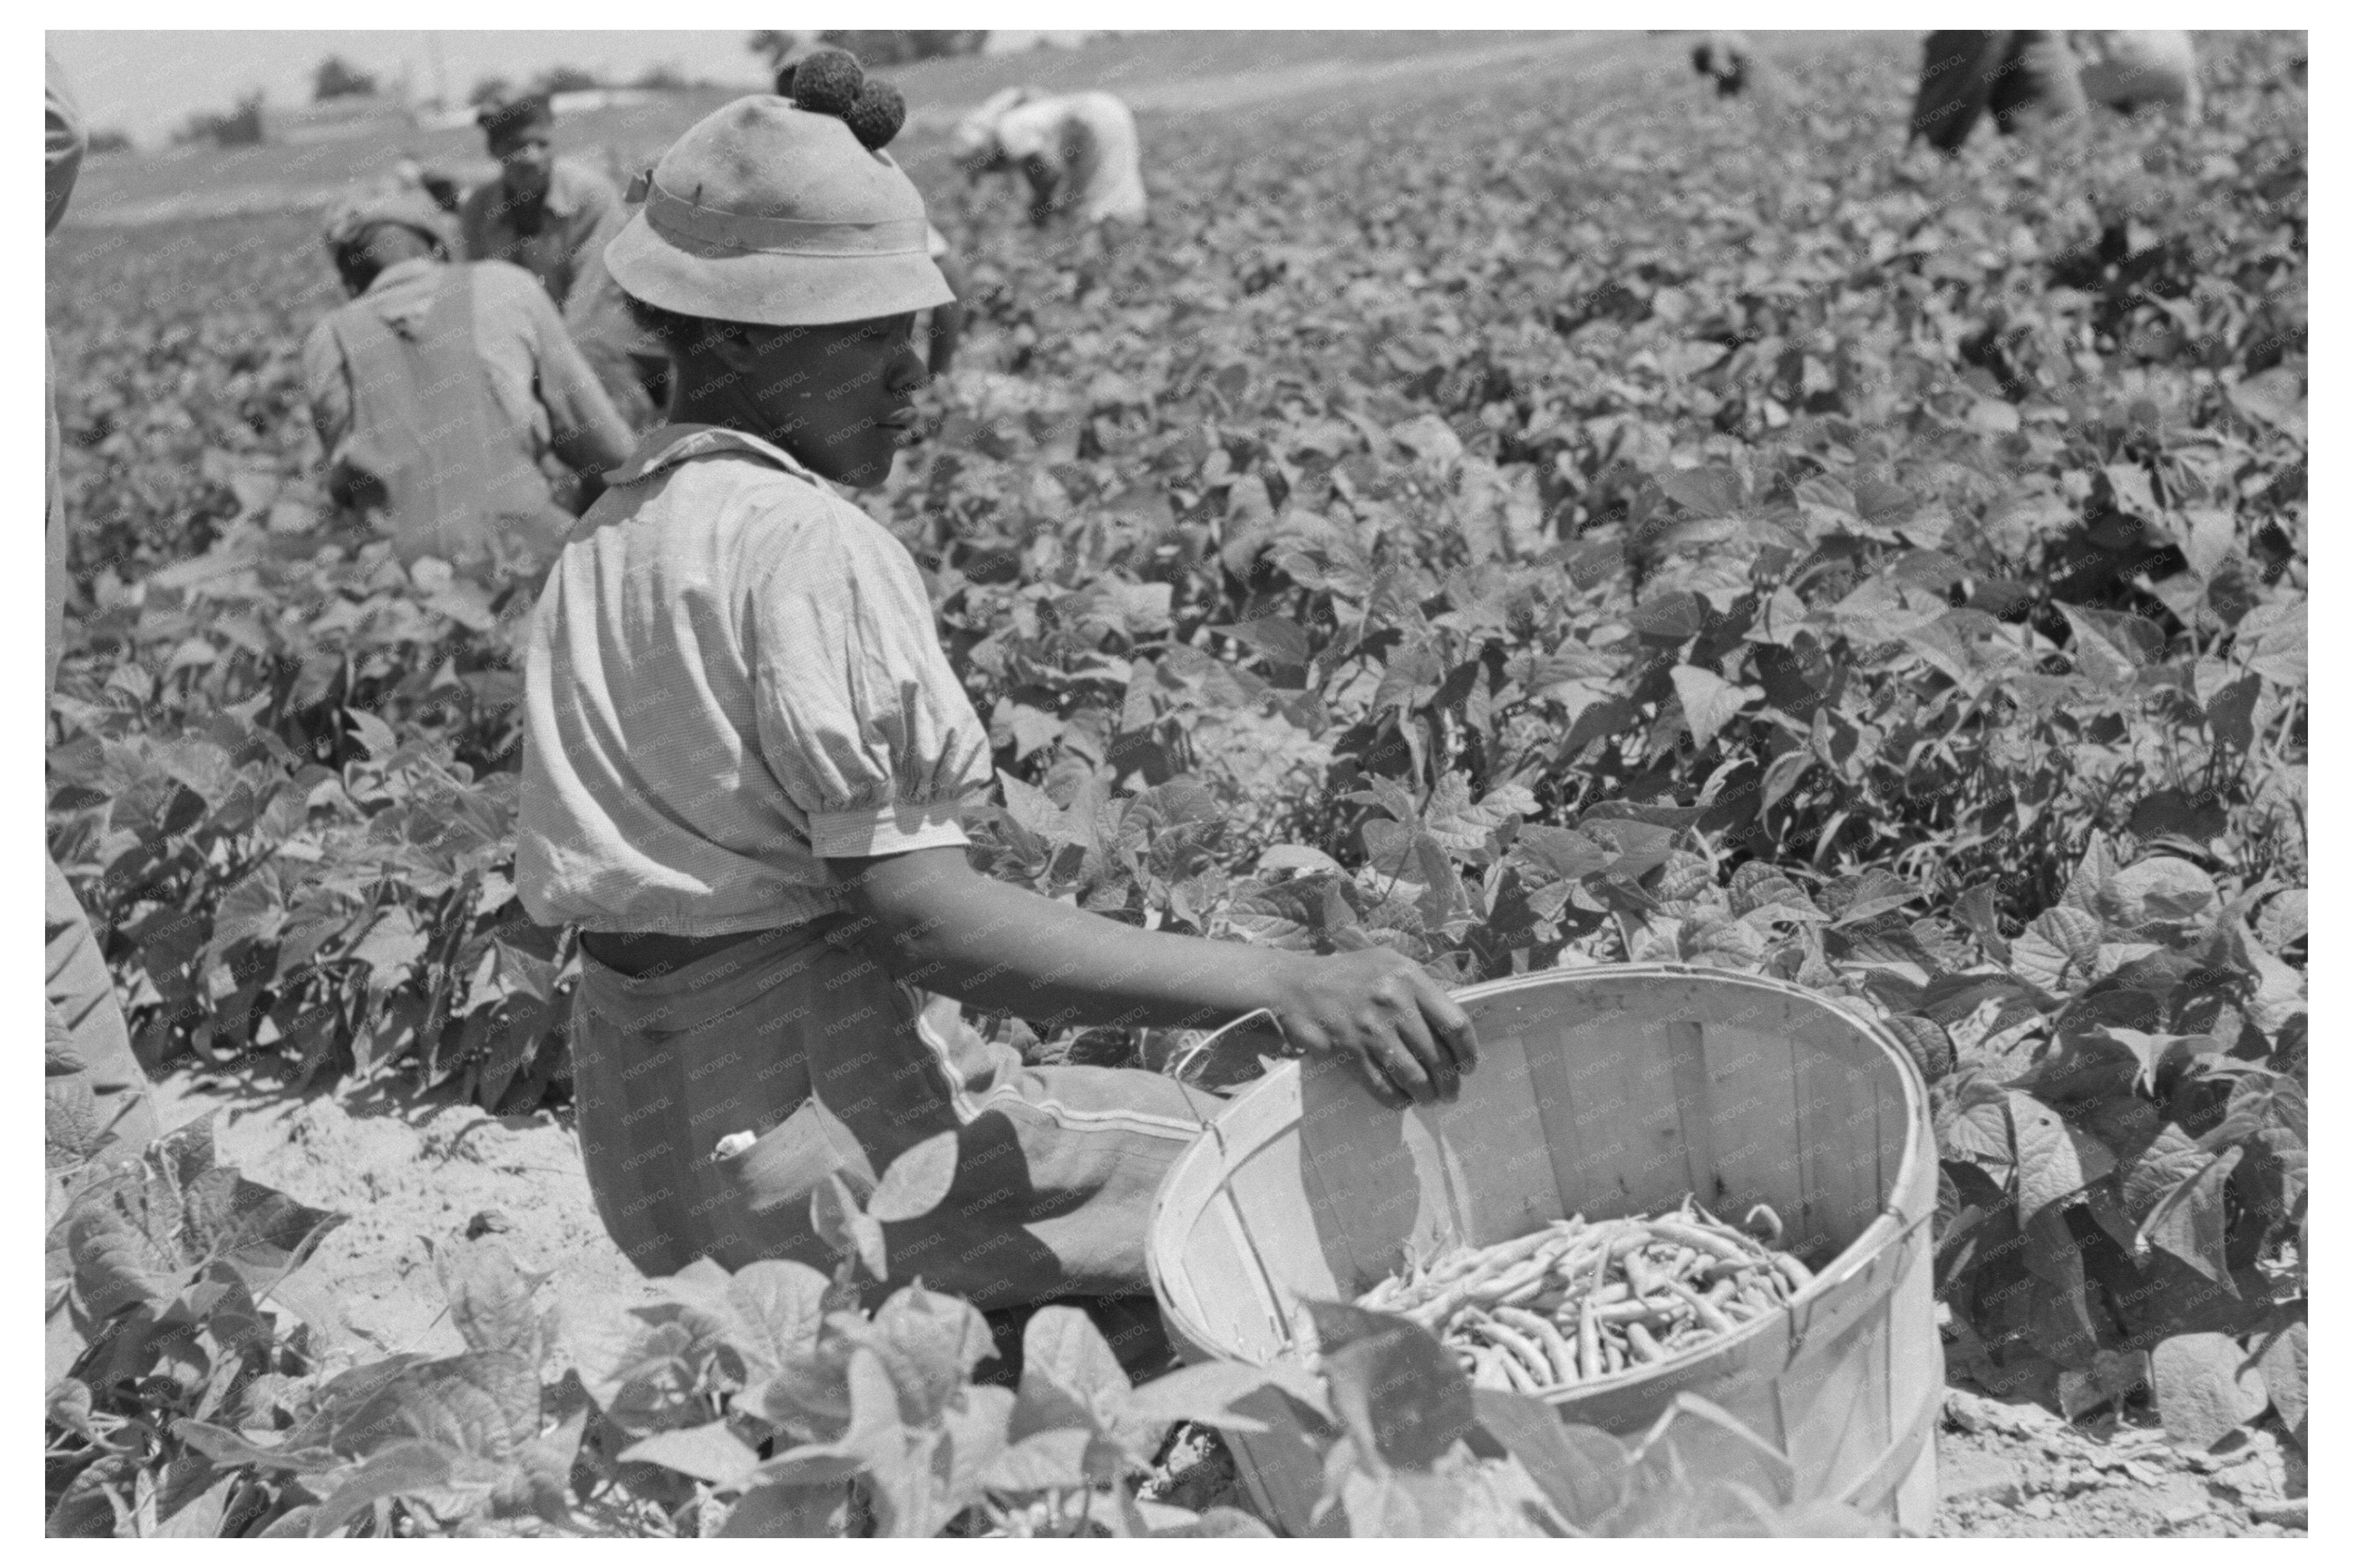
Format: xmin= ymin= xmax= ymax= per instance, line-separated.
xmin=491 ymin=128 xmax=554 ymax=203
xmin=683 ymin=314 xmax=928 ymax=489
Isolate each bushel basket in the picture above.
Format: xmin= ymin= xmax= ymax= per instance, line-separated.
xmin=1146 ymin=963 xmax=1941 ymax=1535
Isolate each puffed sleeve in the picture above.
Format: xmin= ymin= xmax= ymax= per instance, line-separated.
xmin=750 ymin=510 xmax=993 ymax=859
xmin=46 ymin=53 xmax=85 ymax=237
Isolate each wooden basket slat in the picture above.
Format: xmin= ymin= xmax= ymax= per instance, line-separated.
xmin=1782 ymin=1295 xmax=1896 ymax=1506
xmin=1661 ymin=1019 xmax=1724 ymax=1208
xmin=1687 ymin=1018 xmax=1806 ymax=1224
xmin=1224 ymin=1131 xmax=1348 ymax=1306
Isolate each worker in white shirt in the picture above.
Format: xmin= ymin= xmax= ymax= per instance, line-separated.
xmin=1910 ymin=30 xmax=2199 ymax=154
xmin=953 ymin=88 xmax=1146 ymax=228
xmin=2073 ymin=31 xmax=2201 ymax=118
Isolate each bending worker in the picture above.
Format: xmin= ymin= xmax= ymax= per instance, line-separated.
xmin=301 ymin=190 xmax=634 ymax=571
xmin=953 ymin=86 xmax=1147 ymax=228
xmin=1910 ymin=30 xmax=2200 ymax=154
xmin=1690 ymin=31 xmax=1785 ymax=107
xmin=461 ymin=93 xmax=670 ymax=429
xmin=516 ymin=91 xmax=1473 ymax=1365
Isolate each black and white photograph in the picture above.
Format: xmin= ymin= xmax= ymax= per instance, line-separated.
xmin=38 ymin=15 xmax=2312 ymax=1540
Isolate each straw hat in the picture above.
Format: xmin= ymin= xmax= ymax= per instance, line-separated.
xmin=602 ymin=96 xmax=951 ymax=328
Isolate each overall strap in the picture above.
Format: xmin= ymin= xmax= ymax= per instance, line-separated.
xmin=326 ymin=266 xmax=558 ymax=567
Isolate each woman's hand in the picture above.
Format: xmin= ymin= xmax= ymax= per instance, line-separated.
xmin=1265 ymin=947 xmax=1479 ymax=1109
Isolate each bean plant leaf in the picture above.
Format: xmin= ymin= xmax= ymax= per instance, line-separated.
xmin=1669 ymin=665 xmax=1761 ymax=749
xmin=2228 ymin=366 xmax=2307 ymax=440
xmin=1009 ymin=1304 xmax=1129 ymax=1449
xmin=432 ymin=1234 xmax=541 ymax=1362
xmin=618 ymin=1421 xmax=762 ymax=1488
xmin=2133 ymin=1143 xmax=2242 ymax=1285
xmin=811 ymin=1175 xmax=888 ymax=1282
xmin=859 ymin=1282 xmax=998 ymax=1426
xmin=1472 ymin=1388 xmax=1631 ymax=1525
xmin=980 ymin=1427 xmax=1095 ymax=1493
xmin=2151 ymin=1332 xmax=2268 ymax=1449
xmin=1935 ymin=1072 xmax=2015 ymax=1176
xmin=307 ymin=1440 xmax=462 ymax=1536
xmin=1121 ymin=1360 xmax=1295 ymax=1435
xmin=1303 ymin=1302 xmax=1476 ymax=1473
xmin=2059 ymin=604 xmax=2165 ymax=683
xmin=2011 ymin=905 xmax=2103 ymax=992
xmin=2008 ymin=1092 xmax=2116 ymax=1224
xmin=867 ymin=1133 xmax=959 ymax=1225
xmin=2104 ymin=857 xmax=2219 ymax=933
xmin=2253 ymin=1320 xmax=2307 ymax=1439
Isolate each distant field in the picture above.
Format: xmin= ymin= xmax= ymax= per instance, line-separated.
xmin=60 ymin=30 xmax=1590 ymax=228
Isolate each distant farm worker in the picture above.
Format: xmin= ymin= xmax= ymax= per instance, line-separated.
xmin=1691 ymin=32 xmax=1752 ymax=96
xmin=515 ymin=95 xmax=1474 ymax=1343
xmin=1909 ymin=30 xmax=2199 ymax=154
xmin=460 ymin=93 xmax=669 ymax=430
xmin=953 ymin=86 xmax=1148 ymax=228
xmin=1689 ymin=31 xmax=1786 ymax=106
xmin=777 ymin=49 xmax=966 ymax=373
xmin=2073 ymin=31 xmax=2201 ymax=118
xmin=302 ymin=189 xmax=634 ymax=570
xmin=45 ymin=51 xmax=161 ymax=1187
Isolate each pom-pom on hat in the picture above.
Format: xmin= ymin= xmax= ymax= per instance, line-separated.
xmin=789 ymin=49 xmax=866 ymax=118
xmin=602 ymin=96 xmax=951 ymax=328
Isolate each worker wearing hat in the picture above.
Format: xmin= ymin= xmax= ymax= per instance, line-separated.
xmin=460 ymin=93 xmax=669 ymax=431
xmin=302 ymin=187 xmax=634 ymax=570
xmin=954 ymin=86 xmax=1147 ymax=228
xmin=45 ymin=52 xmax=161 ymax=1240
xmin=517 ymin=87 xmax=1474 ymax=1357
xmin=774 ymin=52 xmax=968 ymax=374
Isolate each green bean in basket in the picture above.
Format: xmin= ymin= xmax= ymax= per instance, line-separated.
xmin=1358 ymin=1195 xmax=1818 ymax=1393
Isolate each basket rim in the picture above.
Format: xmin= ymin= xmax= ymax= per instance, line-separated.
xmin=1145 ymin=960 xmax=1934 ymax=1372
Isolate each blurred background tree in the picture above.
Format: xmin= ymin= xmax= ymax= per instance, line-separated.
xmin=629 ymin=62 xmax=703 ymax=91
xmin=748 ymin=29 xmax=988 ymax=72
xmin=532 ymin=65 xmax=604 ymax=96
xmin=174 ymin=90 xmax=266 ymax=149
xmin=311 ymin=55 xmax=379 ymax=102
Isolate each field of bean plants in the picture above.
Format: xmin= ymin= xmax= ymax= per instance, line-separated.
xmin=44 ymin=31 xmax=2304 ymax=1538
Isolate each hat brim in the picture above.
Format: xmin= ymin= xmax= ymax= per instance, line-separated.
xmin=604 ymin=209 xmax=954 ymax=328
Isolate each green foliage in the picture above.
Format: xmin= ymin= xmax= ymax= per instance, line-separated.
xmin=46 ymin=30 xmax=2304 ymax=1476
xmin=45 ymin=1116 xmax=344 ymax=1537
xmin=1923 ymin=838 xmax=2306 ymax=1428
xmin=50 ymin=1127 xmax=1875 ymax=1537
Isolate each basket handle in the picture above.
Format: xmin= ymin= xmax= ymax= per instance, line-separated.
xmin=1168 ymin=1007 xmax=1291 ymax=1089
